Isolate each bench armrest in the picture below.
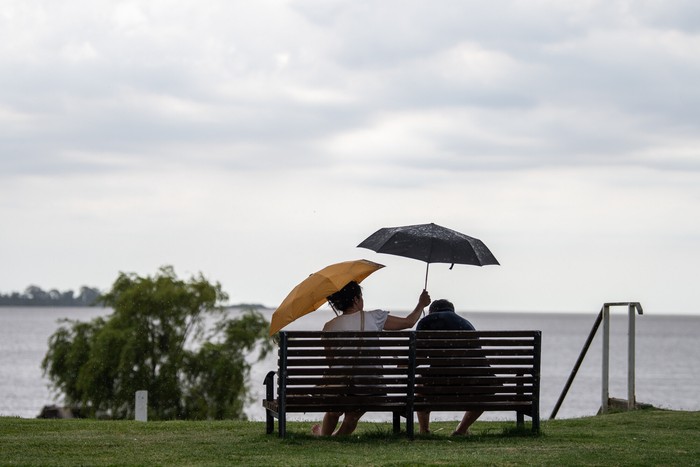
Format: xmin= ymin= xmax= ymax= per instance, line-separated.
xmin=263 ymin=371 xmax=276 ymax=402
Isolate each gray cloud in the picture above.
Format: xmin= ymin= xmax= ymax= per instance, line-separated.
xmin=1 ymin=1 xmax=700 ymax=317
xmin=3 ymin=0 xmax=700 ymax=180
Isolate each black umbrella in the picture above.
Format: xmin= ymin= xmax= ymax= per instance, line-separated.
xmin=357 ymin=223 xmax=499 ymax=289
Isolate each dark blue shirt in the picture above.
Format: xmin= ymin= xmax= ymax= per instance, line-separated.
xmin=416 ymin=311 xmax=476 ymax=331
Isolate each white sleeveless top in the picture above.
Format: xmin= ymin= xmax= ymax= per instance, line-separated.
xmin=322 ymin=309 xmax=389 ymax=332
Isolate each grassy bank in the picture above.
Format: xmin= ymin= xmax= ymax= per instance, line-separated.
xmin=1 ymin=409 xmax=698 ymax=466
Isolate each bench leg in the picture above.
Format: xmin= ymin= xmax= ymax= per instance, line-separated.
xmin=517 ymin=411 xmax=524 ymax=429
xmin=393 ymin=412 xmax=401 ymax=434
xmin=532 ymin=408 xmax=540 ymax=434
xmin=406 ymin=409 xmax=414 ymax=439
xmin=266 ymin=411 xmax=274 ymax=435
xmin=263 ymin=371 xmax=276 ymax=435
xmin=279 ymin=415 xmax=286 ymax=438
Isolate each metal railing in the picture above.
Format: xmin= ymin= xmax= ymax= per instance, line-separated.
xmin=549 ymin=302 xmax=643 ymax=419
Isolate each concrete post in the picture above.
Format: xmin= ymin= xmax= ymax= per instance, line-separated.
xmin=135 ymin=390 xmax=148 ymax=422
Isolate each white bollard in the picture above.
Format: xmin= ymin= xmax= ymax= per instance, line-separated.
xmin=135 ymin=390 xmax=148 ymax=422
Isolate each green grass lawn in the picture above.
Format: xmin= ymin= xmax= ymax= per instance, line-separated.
xmin=1 ymin=409 xmax=698 ymax=466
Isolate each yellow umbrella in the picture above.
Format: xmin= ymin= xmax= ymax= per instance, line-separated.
xmin=269 ymin=259 xmax=385 ymax=335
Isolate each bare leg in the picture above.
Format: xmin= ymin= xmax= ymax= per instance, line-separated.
xmin=453 ymin=410 xmax=483 ymax=435
xmin=313 ymin=412 xmax=341 ymax=436
xmin=333 ymin=411 xmax=363 ymax=436
xmin=417 ymin=410 xmax=431 ymax=434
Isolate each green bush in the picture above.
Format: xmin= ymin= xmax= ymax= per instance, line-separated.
xmin=42 ymin=266 xmax=272 ymax=420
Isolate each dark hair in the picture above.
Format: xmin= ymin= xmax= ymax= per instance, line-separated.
xmin=429 ymin=299 xmax=455 ymax=314
xmin=327 ymin=281 xmax=362 ymax=312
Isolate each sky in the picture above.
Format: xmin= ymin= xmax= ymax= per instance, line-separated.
xmin=1 ymin=0 xmax=699 ymax=317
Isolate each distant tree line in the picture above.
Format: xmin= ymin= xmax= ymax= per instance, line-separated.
xmin=0 ymin=286 xmax=102 ymax=306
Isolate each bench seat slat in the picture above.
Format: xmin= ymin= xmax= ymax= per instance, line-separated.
xmin=287 ymin=395 xmax=409 ymax=405
xmin=284 ymin=404 xmax=407 ymax=413
xmin=414 ymin=402 xmax=533 ymax=411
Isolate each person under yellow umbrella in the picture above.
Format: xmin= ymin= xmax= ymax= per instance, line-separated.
xmin=270 ymin=259 xmax=430 ymax=436
xmin=312 ymin=280 xmax=430 ymax=437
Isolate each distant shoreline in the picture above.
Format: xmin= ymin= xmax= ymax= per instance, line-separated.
xmin=0 ymin=303 xmax=271 ymax=310
xmin=0 ymin=304 xmax=100 ymax=308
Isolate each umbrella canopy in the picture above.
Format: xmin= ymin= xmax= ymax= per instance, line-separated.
xmin=357 ymin=223 xmax=498 ymax=288
xmin=269 ymin=259 xmax=385 ymax=335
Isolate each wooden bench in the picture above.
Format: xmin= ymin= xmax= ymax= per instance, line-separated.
xmin=262 ymin=330 xmax=541 ymax=438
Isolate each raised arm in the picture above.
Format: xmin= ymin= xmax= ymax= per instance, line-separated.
xmin=383 ymin=290 xmax=431 ymax=330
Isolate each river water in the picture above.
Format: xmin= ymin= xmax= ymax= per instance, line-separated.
xmin=1 ymin=307 xmax=698 ymax=421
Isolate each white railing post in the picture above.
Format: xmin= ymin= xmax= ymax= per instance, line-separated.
xmin=601 ymin=304 xmax=610 ymax=413
xmin=552 ymin=302 xmax=643 ymax=418
xmin=628 ymin=304 xmax=636 ymax=410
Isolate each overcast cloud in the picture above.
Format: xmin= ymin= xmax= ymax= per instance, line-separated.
xmin=1 ymin=0 xmax=699 ymax=317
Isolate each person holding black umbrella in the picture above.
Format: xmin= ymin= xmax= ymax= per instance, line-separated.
xmin=311 ymin=281 xmax=431 ymax=437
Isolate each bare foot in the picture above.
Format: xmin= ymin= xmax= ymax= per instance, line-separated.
xmin=311 ymin=424 xmax=322 ymax=436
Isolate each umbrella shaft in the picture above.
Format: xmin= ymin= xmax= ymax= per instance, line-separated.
xmin=424 ymin=263 xmax=429 ymax=290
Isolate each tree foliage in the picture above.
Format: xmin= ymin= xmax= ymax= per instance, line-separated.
xmin=41 ymin=266 xmax=272 ymax=420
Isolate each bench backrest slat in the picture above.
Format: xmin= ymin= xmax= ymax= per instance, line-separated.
xmin=287 ymin=348 xmax=409 ymax=357
xmin=415 ymin=330 xmax=538 ymax=338
xmin=286 ymin=331 xmax=413 ymax=339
